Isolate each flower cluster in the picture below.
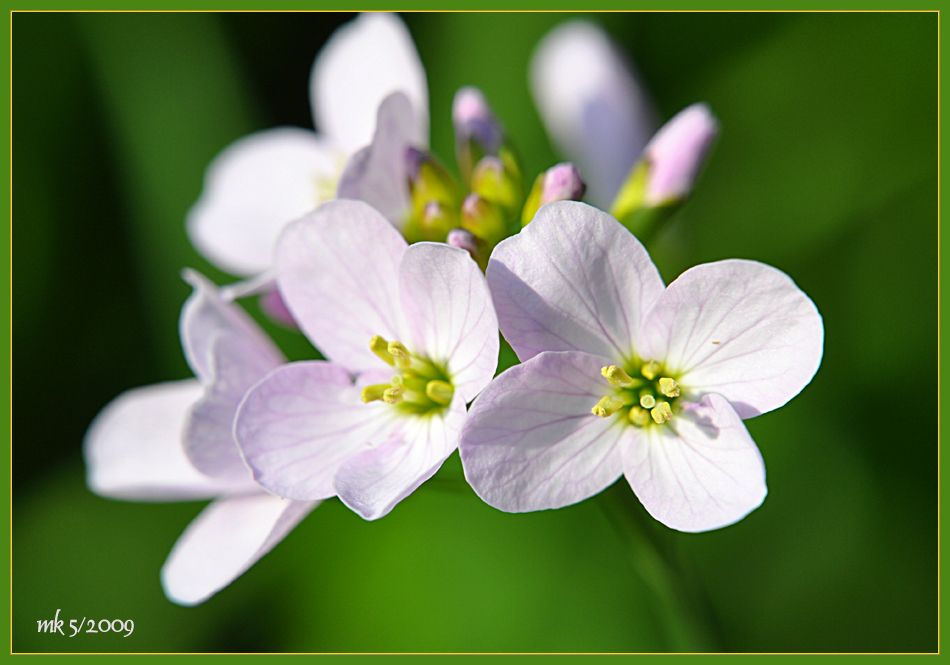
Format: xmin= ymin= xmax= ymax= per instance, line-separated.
xmin=84 ymin=13 xmax=823 ymax=605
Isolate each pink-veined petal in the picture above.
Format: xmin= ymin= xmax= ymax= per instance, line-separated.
xmin=459 ymin=351 xmax=626 ymax=512
xmin=186 ymin=128 xmax=346 ymax=277
xmin=234 ymin=361 xmax=399 ymax=500
xmin=530 ymin=20 xmax=657 ymax=209
xmin=638 ymin=259 xmax=824 ymax=418
xmin=336 ymin=92 xmax=417 ymax=228
xmin=183 ymin=333 xmax=282 ymax=482
xmin=179 ymin=269 xmax=284 ymax=384
xmin=83 ymin=380 xmax=254 ymax=501
xmin=310 ymin=12 xmax=428 ymax=154
xmin=622 ymin=393 xmax=767 ymax=532
xmin=161 ymin=493 xmax=319 ymax=606
xmin=487 ymin=202 xmax=665 ymax=363
xmin=399 ymin=242 xmax=499 ymax=403
xmin=334 ymin=394 xmax=466 ymax=520
xmin=275 ymin=200 xmax=409 ymax=371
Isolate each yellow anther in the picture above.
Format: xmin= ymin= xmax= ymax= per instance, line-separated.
xmin=658 ymin=377 xmax=680 ymax=398
xmin=360 ymin=384 xmax=391 ymax=403
xmin=601 ymin=365 xmax=636 ymax=387
xmin=387 ymin=341 xmax=411 ymax=369
xmin=591 ymin=396 xmax=624 ymax=418
xmin=651 ymin=401 xmax=673 ymax=424
xmin=425 ymin=380 xmax=455 ymax=406
xmin=641 ymin=361 xmax=660 ymax=380
xmin=639 ymin=393 xmax=656 ymax=409
xmin=370 ymin=336 xmax=396 ymax=366
xmin=629 ymin=406 xmax=651 ymax=427
xmin=382 ymin=387 xmax=404 ymax=404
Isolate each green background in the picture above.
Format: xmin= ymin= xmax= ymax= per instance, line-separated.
xmin=12 ymin=12 xmax=938 ymax=653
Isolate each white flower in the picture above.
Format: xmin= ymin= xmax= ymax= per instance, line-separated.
xmin=186 ymin=12 xmax=428 ymax=278
xmin=234 ymin=200 xmax=499 ymax=520
xmin=459 ymin=202 xmax=824 ymax=532
xmin=84 ymin=271 xmax=317 ymax=605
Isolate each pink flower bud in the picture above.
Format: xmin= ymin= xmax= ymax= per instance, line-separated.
xmin=453 ymin=86 xmax=504 ymax=154
xmin=644 ymin=103 xmax=719 ymax=205
xmin=540 ymin=162 xmax=586 ymax=205
xmin=447 ymin=228 xmax=479 ymax=258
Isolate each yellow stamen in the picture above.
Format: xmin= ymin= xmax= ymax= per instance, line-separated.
xmin=641 ymin=361 xmax=660 ymax=380
xmin=387 ymin=341 xmax=411 ymax=369
xmin=425 ymin=380 xmax=455 ymax=406
xmin=651 ymin=401 xmax=673 ymax=424
xmin=629 ymin=406 xmax=651 ymax=427
xmin=591 ymin=396 xmax=624 ymax=418
xmin=639 ymin=393 xmax=656 ymax=409
xmin=370 ymin=336 xmax=396 ymax=366
xmin=360 ymin=384 xmax=391 ymax=403
xmin=658 ymin=377 xmax=680 ymax=398
xmin=601 ymin=365 xmax=636 ymax=387
xmin=382 ymin=387 xmax=404 ymax=404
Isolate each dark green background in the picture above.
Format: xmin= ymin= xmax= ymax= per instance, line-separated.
xmin=12 ymin=12 xmax=937 ymax=653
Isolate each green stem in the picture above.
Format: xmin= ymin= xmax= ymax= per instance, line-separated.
xmin=594 ymin=481 xmax=723 ymax=653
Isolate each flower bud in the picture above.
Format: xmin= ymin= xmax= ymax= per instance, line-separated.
xmin=461 ymin=193 xmax=507 ymax=248
xmin=406 ymin=147 xmax=460 ymax=211
xmin=414 ymin=200 xmax=458 ymax=242
xmin=471 ymin=156 xmax=521 ymax=215
xmin=453 ymin=86 xmax=505 ymax=185
xmin=446 ymin=228 xmax=479 ymax=256
xmin=642 ymin=103 xmax=718 ymax=206
xmin=521 ymin=162 xmax=587 ymax=227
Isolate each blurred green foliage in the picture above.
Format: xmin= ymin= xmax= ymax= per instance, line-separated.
xmin=13 ymin=12 xmax=936 ymax=653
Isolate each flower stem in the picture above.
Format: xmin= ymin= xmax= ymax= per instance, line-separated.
xmin=594 ymin=480 xmax=724 ymax=652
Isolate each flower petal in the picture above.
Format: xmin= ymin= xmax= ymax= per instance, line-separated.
xmin=399 ymin=242 xmax=499 ymax=402
xmin=334 ymin=395 xmax=466 ymax=520
xmin=310 ymin=12 xmax=428 ymax=154
xmin=161 ymin=493 xmax=318 ymax=606
xmin=180 ymin=269 xmax=285 ymax=384
xmin=487 ymin=202 xmax=665 ymax=363
xmin=83 ymin=380 xmax=254 ymax=501
xmin=335 ymin=92 xmax=417 ymax=228
xmin=183 ymin=332 xmax=282 ymax=482
xmin=529 ymin=20 xmax=657 ymax=208
xmin=459 ymin=351 xmax=626 ymax=512
xmin=622 ymin=393 xmax=767 ymax=532
xmin=235 ymin=361 xmax=398 ymax=500
xmin=638 ymin=259 xmax=824 ymax=418
xmin=275 ymin=199 xmax=409 ymax=371
xmin=186 ymin=128 xmax=346 ymax=277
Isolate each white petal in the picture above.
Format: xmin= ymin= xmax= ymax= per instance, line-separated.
xmin=335 ymin=92 xmax=416 ymax=228
xmin=530 ymin=20 xmax=657 ymax=208
xmin=83 ymin=380 xmax=254 ymax=501
xmin=161 ymin=494 xmax=318 ymax=606
xmin=622 ymin=394 xmax=767 ymax=532
xmin=275 ymin=200 xmax=409 ymax=371
xmin=459 ymin=351 xmax=626 ymax=513
xmin=334 ymin=395 xmax=465 ymax=520
xmin=638 ymin=259 xmax=824 ymax=418
xmin=183 ymin=333 xmax=282 ymax=482
xmin=487 ymin=201 xmax=665 ymax=363
xmin=234 ymin=361 xmax=399 ymax=500
xmin=310 ymin=12 xmax=428 ymax=154
xmin=399 ymin=242 xmax=499 ymax=403
xmin=186 ymin=128 xmax=346 ymax=277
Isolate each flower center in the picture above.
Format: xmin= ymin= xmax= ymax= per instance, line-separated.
xmin=591 ymin=360 xmax=682 ymax=427
xmin=359 ymin=335 xmax=455 ymax=416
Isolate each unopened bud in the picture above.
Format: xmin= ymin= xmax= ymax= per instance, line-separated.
xmin=461 ymin=193 xmax=507 ymax=247
xmin=522 ymin=162 xmax=587 ymax=226
xmin=471 ymin=156 xmax=520 ymax=214
xmin=414 ymin=200 xmax=457 ymax=242
xmin=447 ymin=228 xmax=479 ymax=256
xmin=453 ymin=86 xmax=504 ymax=155
xmin=406 ymin=147 xmax=459 ymax=210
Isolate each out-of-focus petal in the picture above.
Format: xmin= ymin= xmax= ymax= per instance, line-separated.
xmin=84 ymin=380 xmax=254 ymax=501
xmin=183 ymin=333 xmax=282 ymax=482
xmin=161 ymin=493 xmax=319 ymax=606
xmin=310 ymin=12 xmax=428 ymax=154
xmin=460 ymin=351 xmax=626 ymax=512
xmin=530 ymin=20 xmax=657 ymax=209
xmin=275 ymin=200 xmax=410 ymax=371
xmin=638 ymin=260 xmax=824 ymax=418
xmin=399 ymin=242 xmax=498 ymax=403
xmin=487 ymin=202 xmax=665 ymax=363
xmin=180 ymin=269 xmax=284 ymax=384
xmin=334 ymin=394 xmax=466 ymax=520
xmin=235 ymin=361 xmax=398 ymax=500
xmin=186 ymin=128 xmax=346 ymax=277
xmin=644 ymin=103 xmax=719 ymax=205
xmin=622 ymin=394 xmax=767 ymax=532
xmin=336 ymin=92 xmax=417 ymax=228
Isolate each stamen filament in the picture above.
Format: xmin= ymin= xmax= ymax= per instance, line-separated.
xmin=601 ymin=365 xmax=636 ymax=387
xmin=592 ymin=396 xmax=625 ymax=418
xmin=360 ymin=384 xmax=392 ymax=403
xmin=425 ymin=380 xmax=455 ymax=406
xmin=658 ymin=377 xmax=680 ymax=398
xmin=651 ymin=401 xmax=673 ymax=424
xmin=370 ymin=336 xmax=396 ymax=366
